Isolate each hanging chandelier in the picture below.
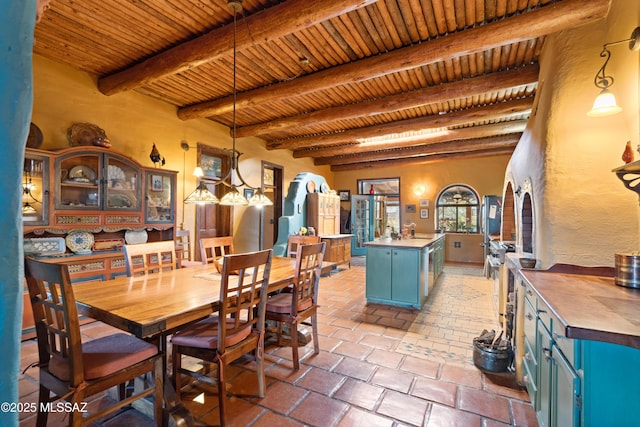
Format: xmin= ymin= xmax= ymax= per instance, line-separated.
xmin=184 ymin=0 xmax=272 ymax=208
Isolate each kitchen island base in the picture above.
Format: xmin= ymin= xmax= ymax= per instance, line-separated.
xmin=364 ymin=235 xmax=445 ymax=309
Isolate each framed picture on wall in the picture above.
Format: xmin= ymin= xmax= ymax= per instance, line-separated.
xmin=406 ymin=204 xmax=416 ymax=213
xmin=338 ymin=190 xmax=350 ymax=201
xmin=420 ymin=208 xmax=429 ymax=219
xmin=151 ymin=175 xmax=163 ymax=191
xmin=200 ymin=154 xmax=222 ymax=180
xmin=419 ymin=199 xmax=429 ymax=207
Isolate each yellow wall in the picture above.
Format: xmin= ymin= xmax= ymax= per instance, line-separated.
xmin=334 ymin=155 xmax=510 ymax=264
xmin=506 ymin=0 xmax=640 ymax=268
xmin=31 ymin=54 xmax=331 ymax=251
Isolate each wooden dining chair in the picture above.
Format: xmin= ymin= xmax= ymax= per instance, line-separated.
xmin=266 ymin=242 xmax=325 ymax=370
xmin=24 ymin=257 xmax=164 ymax=427
xmin=286 ymin=234 xmax=321 ymax=258
xmin=123 ymin=240 xmax=178 ymax=276
xmin=199 ymin=236 xmax=234 ymax=272
xmin=175 ymin=229 xmax=203 ymax=267
xmin=171 ymin=249 xmax=273 ymax=426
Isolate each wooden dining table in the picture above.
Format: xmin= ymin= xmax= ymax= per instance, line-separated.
xmin=72 ymin=256 xmax=302 ymax=426
xmin=73 ymin=256 xmax=299 ymax=341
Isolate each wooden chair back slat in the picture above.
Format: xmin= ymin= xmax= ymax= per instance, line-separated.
xmin=123 ymin=240 xmax=178 ymax=276
xmin=25 ymin=258 xmax=84 ymax=385
xmin=286 ymin=235 xmax=320 ymax=258
xmin=200 ymin=236 xmax=234 ymax=271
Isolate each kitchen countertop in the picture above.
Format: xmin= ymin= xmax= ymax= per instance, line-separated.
xmin=363 ymin=234 xmax=444 ymax=249
xmin=521 ymin=270 xmax=640 ymax=349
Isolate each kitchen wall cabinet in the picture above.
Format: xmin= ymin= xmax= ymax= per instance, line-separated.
xmin=307 ymin=192 xmax=340 ymax=236
xmin=518 ymin=271 xmax=640 ymax=427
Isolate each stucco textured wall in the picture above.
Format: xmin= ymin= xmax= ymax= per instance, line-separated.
xmin=506 ymin=0 xmax=640 ymax=268
xmin=31 ymin=55 xmax=331 ymax=253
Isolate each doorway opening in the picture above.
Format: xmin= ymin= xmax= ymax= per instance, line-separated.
xmin=260 ymin=161 xmax=283 ymax=250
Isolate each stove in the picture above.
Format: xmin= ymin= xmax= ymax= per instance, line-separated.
xmin=489 ymin=240 xmax=516 ymax=264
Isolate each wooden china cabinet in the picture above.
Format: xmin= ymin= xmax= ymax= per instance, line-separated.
xmin=306 ymin=191 xmax=352 ymax=268
xmin=21 ymin=146 xmax=177 ymax=339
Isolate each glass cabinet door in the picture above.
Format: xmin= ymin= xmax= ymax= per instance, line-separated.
xmin=351 ymin=195 xmax=371 ymax=255
xmin=56 ymin=153 xmax=100 ymax=209
xmin=145 ymin=171 xmax=174 ymax=223
xmin=105 ymin=154 xmax=141 ymax=211
xmin=22 ymin=154 xmax=49 ymax=225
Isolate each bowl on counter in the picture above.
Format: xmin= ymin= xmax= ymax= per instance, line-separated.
xmin=519 ymin=258 xmax=537 ymax=269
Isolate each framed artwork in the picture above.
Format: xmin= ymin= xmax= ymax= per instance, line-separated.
xmin=200 ymin=154 xmax=222 ymax=180
xmin=151 ymin=175 xmax=163 ymax=191
xmin=338 ymin=189 xmax=350 ymax=201
xmin=420 ymin=208 xmax=429 ymax=219
xmin=406 ymin=204 xmax=416 ymax=213
xmin=263 ymin=168 xmax=274 ymax=186
xmin=243 ymin=188 xmax=254 ymax=200
xmin=419 ymin=199 xmax=429 ymax=207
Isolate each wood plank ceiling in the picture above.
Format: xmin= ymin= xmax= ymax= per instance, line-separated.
xmin=33 ymin=0 xmax=610 ymax=170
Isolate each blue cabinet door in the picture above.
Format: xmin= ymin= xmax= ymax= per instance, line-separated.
xmin=365 ymin=246 xmax=391 ymax=300
xmin=390 ymin=249 xmax=419 ymax=304
xmin=552 ymin=347 xmax=580 ymax=427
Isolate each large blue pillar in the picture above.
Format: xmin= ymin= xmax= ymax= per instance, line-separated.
xmin=0 ymin=1 xmax=35 ymax=426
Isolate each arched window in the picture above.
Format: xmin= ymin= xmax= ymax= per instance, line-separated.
xmin=436 ymin=184 xmax=479 ymax=233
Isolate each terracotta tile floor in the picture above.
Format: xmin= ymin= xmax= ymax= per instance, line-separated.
xmin=18 ymin=260 xmax=538 ymax=426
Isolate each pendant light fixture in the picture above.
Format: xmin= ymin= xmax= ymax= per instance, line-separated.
xmin=182 ymin=142 xmax=220 ymax=206
xmin=182 ymin=0 xmax=272 ymax=208
xmin=587 ymin=26 xmax=640 ymax=117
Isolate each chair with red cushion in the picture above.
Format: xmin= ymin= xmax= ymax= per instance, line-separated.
xmin=24 ymin=257 xmax=163 ymax=427
xmin=266 ymin=242 xmax=325 ymax=370
xmin=171 ymin=249 xmax=272 ymax=426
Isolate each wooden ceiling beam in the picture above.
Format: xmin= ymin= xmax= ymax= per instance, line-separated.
xmin=178 ymin=0 xmax=608 ymax=120
xmin=97 ymin=0 xmax=378 ymax=95
xmin=235 ymin=65 xmax=538 ymax=138
xmin=292 ymin=121 xmax=527 ymax=158
xmin=313 ymin=134 xmax=521 ymax=165
xmin=329 ymin=148 xmax=517 ymax=171
xmin=269 ymin=98 xmax=532 ymax=150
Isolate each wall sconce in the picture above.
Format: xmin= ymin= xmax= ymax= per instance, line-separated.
xmin=413 ymin=184 xmax=426 ymax=197
xmin=181 ymin=141 xmax=219 ymax=210
xmin=587 ymin=27 xmax=640 ymax=117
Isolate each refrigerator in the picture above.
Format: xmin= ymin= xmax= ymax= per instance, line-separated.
xmin=351 ymin=195 xmax=386 ymax=256
xmin=481 ymin=195 xmax=502 ymax=259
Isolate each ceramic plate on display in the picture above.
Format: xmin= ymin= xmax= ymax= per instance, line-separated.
xmin=26 ymin=123 xmax=43 ymax=148
xmin=65 ymin=231 xmax=94 ymax=254
xmin=108 ymin=165 xmax=125 ymax=181
xmin=68 ymin=165 xmax=96 ymax=183
xmin=24 ymin=237 xmax=66 ymax=256
xmin=125 ymin=229 xmax=148 ymax=245
xmin=108 ymin=193 xmax=134 ymax=208
xmin=320 ymin=182 xmax=329 ymax=193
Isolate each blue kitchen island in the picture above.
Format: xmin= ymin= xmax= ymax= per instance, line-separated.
xmin=364 ymin=234 xmax=445 ymax=309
